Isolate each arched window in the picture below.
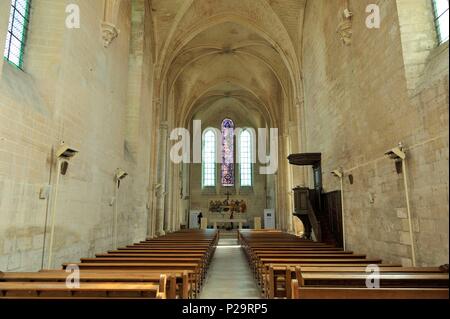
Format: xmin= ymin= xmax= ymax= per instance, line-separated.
xmin=202 ymin=129 xmax=216 ymax=187
xmin=432 ymin=0 xmax=449 ymax=44
xmin=239 ymin=129 xmax=253 ymax=187
xmin=4 ymin=0 xmax=31 ymax=69
xmin=221 ymin=118 xmax=235 ymax=186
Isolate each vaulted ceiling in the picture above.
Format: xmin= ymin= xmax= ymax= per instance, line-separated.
xmin=150 ymin=0 xmax=306 ymax=127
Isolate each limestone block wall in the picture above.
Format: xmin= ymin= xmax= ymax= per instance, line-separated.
xmin=301 ymin=0 xmax=448 ymax=266
xmin=0 ymin=0 xmax=153 ymax=271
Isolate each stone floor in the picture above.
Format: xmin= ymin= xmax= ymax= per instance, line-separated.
xmin=199 ymin=233 xmax=262 ymax=299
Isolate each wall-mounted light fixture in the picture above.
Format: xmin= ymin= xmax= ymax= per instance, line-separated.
xmin=47 ymin=142 xmax=79 ymax=269
xmin=113 ymin=168 xmax=128 ymax=249
xmin=385 ymin=142 xmax=416 ymax=266
xmin=331 ymin=168 xmax=346 ymax=250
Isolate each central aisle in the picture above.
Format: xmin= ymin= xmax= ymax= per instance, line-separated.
xmin=199 ymin=232 xmax=262 ymax=299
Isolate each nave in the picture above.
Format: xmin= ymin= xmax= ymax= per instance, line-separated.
xmin=0 ymin=229 xmax=448 ymax=300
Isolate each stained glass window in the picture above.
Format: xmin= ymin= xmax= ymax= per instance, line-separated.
xmin=202 ymin=129 xmax=216 ymax=187
xmin=221 ymin=118 xmax=235 ymax=186
xmin=432 ymin=0 xmax=449 ymax=44
xmin=4 ymin=0 xmax=31 ymax=69
xmin=239 ymin=129 xmax=252 ymax=187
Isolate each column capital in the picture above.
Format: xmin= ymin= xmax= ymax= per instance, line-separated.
xmin=101 ymin=0 xmax=121 ymax=48
xmin=101 ymin=22 xmax=119 ymax=48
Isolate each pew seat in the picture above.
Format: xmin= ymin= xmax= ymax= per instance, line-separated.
xmin=291 ymin=280 xmax=449 ymax=299
xmin=0 ymin=277 xmax=166 ymax=299
xmin=1 ymin=270 xmax=191 ymax=299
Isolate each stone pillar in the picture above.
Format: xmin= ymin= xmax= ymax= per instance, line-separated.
xmin=146 ymin=186 xmax=155 ymax=239
xmin=275 ymin=134 xmax=286 ymax=231
xmin=155 ymin=122 xmax=168 ymax=236
xmin=166 ymin=160 xmax=178 ymax=233
xmin=147 ymin=185 xmax=156 ymax=238
xmin=295 ymin=100 xmax=309 ymax=186
xmin=284 ymin=133 xmax=294 ymax=233
xmin=275 ymin=132 xmax=293 ymax=232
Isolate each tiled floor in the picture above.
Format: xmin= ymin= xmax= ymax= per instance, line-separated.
xmin=199 ymin=236 xmax=262 ymax=299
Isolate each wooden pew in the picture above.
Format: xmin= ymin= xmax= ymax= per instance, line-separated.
xmin=240 ymin=229 xmax=449 ymax=300
xmin=239 ymin=230 xmax=385 ymax=298
xmin=264 ymin=263 xmax=448 ymax=299
xmin=1 ymin=270 xmax=192 ymax=299
xmin=250 ymin=253 xmax=368 ymax=275
xmin=295 ymin=266 xmax=444 ymax=273
xmin=79 ymin=257 xmax=207 ymax=283
xmin=291 ymin=280 xmax=449 ymax=299
xmin=0 ymin=229 xmax=218 ymax=300
xmin=0 ymin=275 xmax=167 ymax=299
xmin=81 ymin=257 xmax=204 ymax=267
xmin=112 ymin=248 xmax=213 ymax=262
xmin=265 ymin=265 xmax=447 ymax=298
xmin=255 ymin=258 xmax=383 ymax=288
xmin=298 ymin=272 xmax=449 ymax=288
xmin=62 ymin=262 xmax=203 ymax=297
xmin=97 ymin=253 xmax=205 ymax=258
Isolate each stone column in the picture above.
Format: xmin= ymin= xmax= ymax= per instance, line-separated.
xmin=284 ymin=133 xmax=294 ymax=233
xmin=276 ymin=132 xmax=293 ymax=232
xmin=146 ymin=183 xmax=157 ymax=239
xmin=155 ymin=122 xmax=168 ymax=236
xmin=276 ymin=134 xmax=286 ymax=231
xmin=295 ymin=100 xmax=309 ymax=186
xmin=166 ymin=161 xmax=177 ymax=233
xmin=101 ymin=0 xmax=120 ymax=47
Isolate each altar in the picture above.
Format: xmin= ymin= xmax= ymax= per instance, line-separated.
xmin=209 ymin=218 xmax=247 ymax=229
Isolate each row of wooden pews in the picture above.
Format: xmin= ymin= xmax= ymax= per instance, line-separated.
xmin=238 ymin=230 xmax=449 ymax=299
xmin=0 ymin=229 xmax=218 ymax=299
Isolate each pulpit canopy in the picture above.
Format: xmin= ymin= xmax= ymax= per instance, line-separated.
xmin=287 ymin=153 xmax=321 ymax=167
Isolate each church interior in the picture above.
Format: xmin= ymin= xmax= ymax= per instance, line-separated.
xmin=0 ymin=0 xmax=449 ymax=301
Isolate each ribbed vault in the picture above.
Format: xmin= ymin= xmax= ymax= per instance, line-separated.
xmin=148 ymin=0 xmax=308 ymax=232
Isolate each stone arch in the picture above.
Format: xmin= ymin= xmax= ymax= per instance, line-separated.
xmin=179 ymin=79 xmax=277 ymax=130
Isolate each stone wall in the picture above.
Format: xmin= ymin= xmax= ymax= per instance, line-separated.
xmin=0 ymin=0 xmax=153 ymax=271
xmin=301 ymin=0 xmax=449 ymax=266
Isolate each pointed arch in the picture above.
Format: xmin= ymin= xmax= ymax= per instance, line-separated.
xmin=238 ymin=128 xmax=254 ymax=187
xmin=202 ymin=128 xmax=217 ymax=187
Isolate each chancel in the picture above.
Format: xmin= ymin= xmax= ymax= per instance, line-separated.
xmin=0 ymin=0 xmax=448 ymax=303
